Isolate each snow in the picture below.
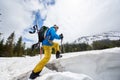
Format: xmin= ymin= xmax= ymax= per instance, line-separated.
xmin=38 ymin=72 xmax=92 ymax=80
xmin=0 ymin=47 xmax=120 ymax=80
xmin=74 ymin=31 xmax=120 ymax=44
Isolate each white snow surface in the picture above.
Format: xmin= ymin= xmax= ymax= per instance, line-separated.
xmin=0 ymin=47 xmax=120 ymax=80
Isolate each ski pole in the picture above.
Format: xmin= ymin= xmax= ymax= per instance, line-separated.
xmin=61 ymin=39 xmax=63 ymax=53
xmin=40 ymin=44 xmax=43 ymax=59
xmin=35 ymin=25 xmax=42 ymax=59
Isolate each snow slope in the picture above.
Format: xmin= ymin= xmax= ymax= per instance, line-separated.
xmin=74 ymin=31 xmax=120 ymax=44
xmin=0 ymin=47 xmax=120 ymax=80
xmin=47 ymin=47 xmax=120 ymax=80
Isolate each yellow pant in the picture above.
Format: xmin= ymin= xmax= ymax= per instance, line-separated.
xmin=33 ymin=42 xmax=60 ymax=73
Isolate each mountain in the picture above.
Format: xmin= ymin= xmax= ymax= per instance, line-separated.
xmin=74 ymin=31 xmax=120 ymax=44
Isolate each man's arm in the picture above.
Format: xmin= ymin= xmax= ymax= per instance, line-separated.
xmin=51 ymin=28 xmax=61 ymax=39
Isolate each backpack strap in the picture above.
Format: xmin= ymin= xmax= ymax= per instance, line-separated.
xmin=44 ymin=28 xmax=49 ymax=39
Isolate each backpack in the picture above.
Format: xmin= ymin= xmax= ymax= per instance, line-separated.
xmin=29 ymin=25 xmax=49 ymax=50
xmin=38 ymin=26 xmax=49 ymax=42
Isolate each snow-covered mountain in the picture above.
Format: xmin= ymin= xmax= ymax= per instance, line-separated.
xmin=74 ymin=31 xmax=120 ymax=44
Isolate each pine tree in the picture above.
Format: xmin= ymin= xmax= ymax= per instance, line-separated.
xmin=22 ymin=42 xmax=26 ymax=56
xmin=5 ymin=32 xmax=15 ymax=57
xmin=14 ymin=36 xmax=23 ymax=56
xmin=0 ymin=33 xmax=6 ymax=57
xmin=0 ymin=39 xmax=5 ymax=56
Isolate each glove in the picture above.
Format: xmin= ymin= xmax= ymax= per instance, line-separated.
xmin=59 ymin=33 xmax=63 ymax=39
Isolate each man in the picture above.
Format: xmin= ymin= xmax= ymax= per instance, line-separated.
xmin=29 ymin=25 xmax=63 ymax=79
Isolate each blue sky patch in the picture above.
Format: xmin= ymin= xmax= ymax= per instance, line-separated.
xmin=23 ymin=37 xmax=34 ymax=42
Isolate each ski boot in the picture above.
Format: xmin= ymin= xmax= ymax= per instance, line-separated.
xmin=29 ymin=71 xmax=41 ymax=79
xmin=56 ymin=51 xmax=62 ymax=59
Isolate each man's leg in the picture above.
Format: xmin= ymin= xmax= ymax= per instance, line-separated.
xmin=52 ymin=42 xmax=62 ymax=59
xmin=29 ymin=46 xmax=51 ymax=79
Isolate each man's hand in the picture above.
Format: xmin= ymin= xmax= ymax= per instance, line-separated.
xmin=59 ymin=33 xmax=63 ymax=39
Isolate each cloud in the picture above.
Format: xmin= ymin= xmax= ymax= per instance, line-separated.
xmin=0 ymin=0 xmax=120 ymax=47
xmin=44 ymin=0 xmax=120 ymax=42
xmin=0 ymin=0 xmax=33 ymax=41
xmin=0 ymin=0 xmax=56 ymax=47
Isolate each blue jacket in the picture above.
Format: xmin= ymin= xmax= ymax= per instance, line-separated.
xmin=42 ymin=26 xmax=61 ymax=46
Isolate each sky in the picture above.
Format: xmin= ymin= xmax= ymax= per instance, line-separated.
xmin=0 ymin=0 xmax=120 ymax=47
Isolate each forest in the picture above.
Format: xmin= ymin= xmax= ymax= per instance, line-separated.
xmin=0 ymin=32 xmax=120 ymax=57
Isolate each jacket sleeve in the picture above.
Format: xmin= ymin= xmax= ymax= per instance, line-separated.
xmin=50 ymin=28 xmax=61 ymax=40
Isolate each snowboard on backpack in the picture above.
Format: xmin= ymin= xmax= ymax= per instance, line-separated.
xmin=29 ymin=25 xmax=49 ymax=50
